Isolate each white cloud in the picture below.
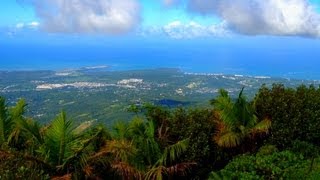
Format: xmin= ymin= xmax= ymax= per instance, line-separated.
xmin=15 ymin=21 xmax=40 ymax=29
xmin=16 ymin=23 xmax=25 ymax=29
xmin=137 ymin=26 xmax=163 ymax=37
xmin=163 ymin=21 xmax=229 ymax=39
xmin=31 ymin=0 xmax=141 ymax=34
xmin=187 ymin=0 xmax=320 ymax=37
xmin=138 ymin=21 xmax=229 ymax=39
xmin=28 ymin=21 xmax=39 ymax=28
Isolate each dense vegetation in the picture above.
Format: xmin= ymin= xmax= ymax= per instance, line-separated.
xmin=1 ymin=84 xmax=320 ymax=179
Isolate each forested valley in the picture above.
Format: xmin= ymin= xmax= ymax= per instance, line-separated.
xmin=1 ymin=84 xmax=320 ymax=179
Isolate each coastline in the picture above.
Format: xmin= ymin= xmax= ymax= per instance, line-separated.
xmin=1 ymin=64 xmax=320 ymax=81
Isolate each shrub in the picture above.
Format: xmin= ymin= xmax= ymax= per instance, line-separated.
xmin=211 ymin=150 xmax=320 ymax=180
xmin=254 ymin=84 xmax=320 ymax=148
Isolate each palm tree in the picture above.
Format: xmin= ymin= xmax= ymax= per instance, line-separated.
xmin=127 ymin=118 xmax=195 ymax=179
xmin=128 ymin=117 xmax=161 ymax=166
xmin=86 ymin=117 xmax=195 ymax=180
xmin=0 ymin=97 xmax=32 ymax=149
xmin=13 ymin=110 xmax=104 ymax=178
xmin=145 ymin=138 xmax=195 ymax=180
xmin=41 ymin=112 xmax=105 ymax=174
xmin=86 ymin=120 xmax=143 ymax=179
xmin=211 ymin=88 xmax=271 ymax=148
xmin=0 ymin=97 xmax=8 ymax=146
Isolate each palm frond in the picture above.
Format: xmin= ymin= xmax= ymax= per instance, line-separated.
xmin=128 ymin=119 xmax=161 ymax=167
xmin=145 ymin=163 xmax=195 ymax=180
xmin=0 ymin=97 xmax=8 ymax=145
xmin=91 ymin=139 xmax=137 ymax=165
xmin=214 ymin=90 xmax=233 ymax=112
xmin=112 ymin=121 xmax=129 ymax=139
xmin=111 ymin=162 xmax=142 ymax=180
xmin=7 ymin=99 xmax=27 ymax=146
xmin=20 ymin=118 xmax=44 ymax=144
xmin=166 ymin=162 xmax=196 ymax=177
xmin=213 ymin=88 xmax=270 ymax=148
xmin=145 ymin=120 xmax=155 ymax=138
xmin=143 ymin=121 xmax=161 ymax=165
xmin=128 ymin=117 xmax=145 ymax=138
xmin=234 ymin=95 xmax=257 ymax=128
xmin=106 ymin=139 xmax=137 ymax=162
xmin=45 ymin=111 xmax=75 ymax=165
xmin=214 ymin=131 xmax=243 ymax=148
xmin=7 ymin=127 xmax=22 ymax=146
xmin=9 ymin=99 xmax=27 ymax=120
xmin=90 ymin=125 xmax=111 ymax=144
xmin=145 ymin=166 xmax=167 ymax=180
xmin=158 ymin=139 xmax=189 ymax=166
xmin=62 ymin=127 xmax=106 ymax=170
xmin=212 ymin=90 xmax=236 ymax=128
xmin=251 ymin=118 xmax=271 ymax=134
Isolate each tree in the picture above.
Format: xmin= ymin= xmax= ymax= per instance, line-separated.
xmin=13 ymin=110 xmax=105 ymax=178
xmin=0 ymin=97 xmax=33 ymax=150
xmin=211 ymin=88 xmax=271 ymax=148
xmin=87 ymin=116 xmax=195 ymax=179
xmin=0 ymin=97 xmax=8 ymax=146
xmin=127 ymin=116 xmax=195 ymax=179
xmin=145 ymin=139 xmax=195 ymax=180
xmin=254 ymin=84 xmax=320 ymax=149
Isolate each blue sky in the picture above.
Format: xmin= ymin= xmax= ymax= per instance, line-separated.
xmin=0 ymin=0 xmax=36 ymax=26
xmin=1 ymin=0 xmax=320 ymax=79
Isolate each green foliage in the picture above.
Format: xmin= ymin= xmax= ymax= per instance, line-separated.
xmin=157 ymin=139 xmax=189 ymax=166
xmin=3 ymin=83 xmax=320 ymax=179
xmin=128 ymin=117 xmax=161 ymax=166
xmin=83 ymin=109 xmax=194 ymax=179
xmin=291 ymin=140 xmax=319 ymax=159
xmin=256 ymin=145 xmax=278 ymax=156
xmin=0 ymin=97 xmax=8 ymax=145
xmin=0 ymin=150 xmax=50 ymax=179
xmin=212 ymin=150 xmax=320 ymax=180
xmin=44 ymin=111 xmax=75 ymax=165
xmin=170 ymin=108 xmax=216 ymax=161
xmin=212 ymin=88 xmax=271 ymax=148
xmin=255 ymin=84 xmax=320 ymax=148
xmin=0 ymin=98 xmax=35 ymax=150
xmin=127 ymin=104 xmax=142 ymax=115
xmin=0 ymin=166 xmax=50 ymax=180
xmin=168 ymin=107 xmax=223 ymax=178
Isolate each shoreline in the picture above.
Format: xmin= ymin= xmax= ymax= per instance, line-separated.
xmin=1 ymin=65 xmax=320 ymax=81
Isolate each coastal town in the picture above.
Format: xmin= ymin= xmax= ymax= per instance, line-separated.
xmin=1 ymin=68 xmax=319 ymax=124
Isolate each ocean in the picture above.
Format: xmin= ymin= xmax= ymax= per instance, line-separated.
xmin=1 ymin=36 xmax=320 ymax=80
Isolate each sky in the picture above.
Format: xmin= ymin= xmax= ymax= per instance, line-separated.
xmin=1 ymin=0 xmax=320 ymax=78
xmin=1 ymin=0 xmax=319 ymax=37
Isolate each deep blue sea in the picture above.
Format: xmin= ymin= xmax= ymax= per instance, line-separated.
xmin=1 ymin=36 xmax=320 ymax=80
